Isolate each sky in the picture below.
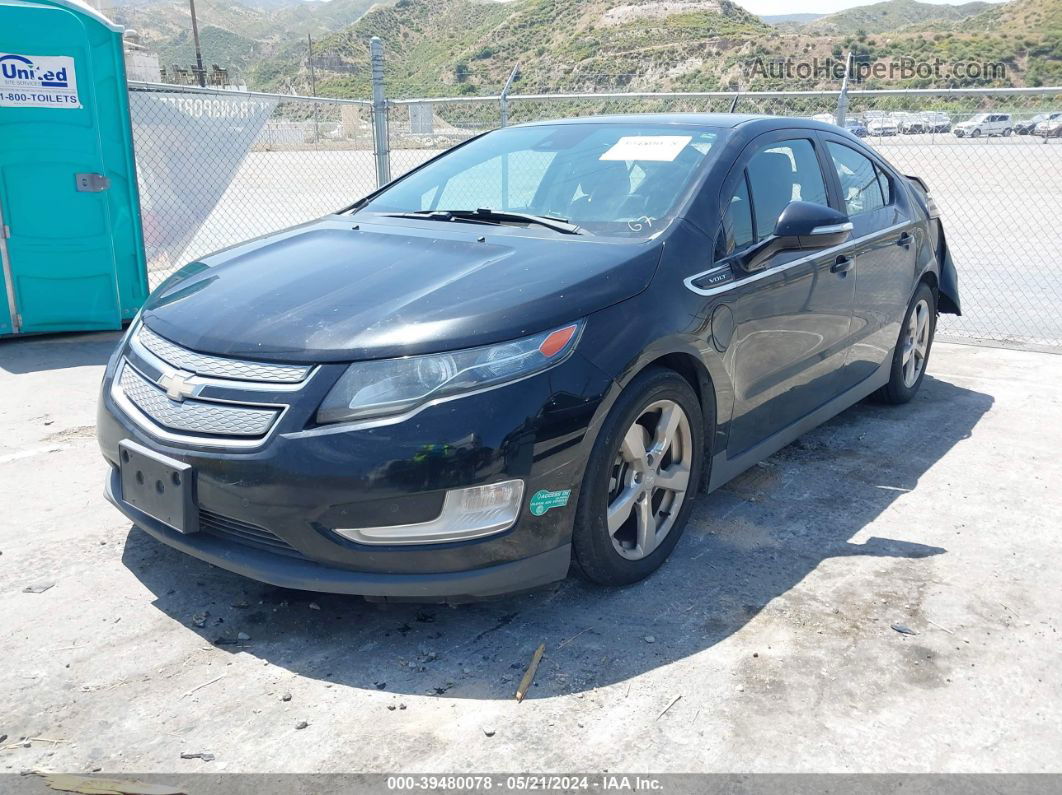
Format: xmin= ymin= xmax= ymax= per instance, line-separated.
xmin=738 ymin=0 xmax=1007 ymax=15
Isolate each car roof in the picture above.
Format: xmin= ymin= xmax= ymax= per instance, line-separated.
xmin=511 ymin=113 xmax=844 ymax=135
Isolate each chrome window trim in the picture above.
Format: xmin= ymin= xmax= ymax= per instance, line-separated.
xmin=111 ymin=362 xmax=291 ymax=450
xmin=684 ymin=221 xmax=910 ymax=298
xmin=810 ymin=222 xmax=854 ymax=235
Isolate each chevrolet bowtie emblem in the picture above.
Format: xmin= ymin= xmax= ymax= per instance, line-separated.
xmin=157 ymin=369 xmax=197 ymax=402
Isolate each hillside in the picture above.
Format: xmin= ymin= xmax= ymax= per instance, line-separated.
xmin=120 ymin=0 xmax=1062 ymax=94
xmin=958 ymin=0 xmax=1062 ymax=85
xmin=960 ymin=0 xmax=1061 ymax=33
xmin=111 ymin=0 xmax=385 ymax=77
xmin=257 ymin=0 xmax=777 ymax=94
xmin=761 ymin=12 xmax=825 ymax=30
xmin=761 ymin=13 xmax=824 ymax=26
xmin=255 ymin=0 xmax=1059 ymax=95
xmin=804 ymin=0 xmax=992 ymax=35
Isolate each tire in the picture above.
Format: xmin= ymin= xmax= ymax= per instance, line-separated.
xmin=873 ymin=282 xmax=937 ymax=405
xmin=1003 ymin=128 xmax=1013 ymax=137
xmin=971 ymin=128 xmax=982 ymax=138
xmin=572 ymin=367 xmax=704 ymax=586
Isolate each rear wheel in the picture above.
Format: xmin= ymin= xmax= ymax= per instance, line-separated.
xmin=573 ymin=368 xmax=704 ymax=586
xmin=874 ymin=282 xmax=936 ymax=405
xmin=1003 ymin=127 xmax=1013 ymax=137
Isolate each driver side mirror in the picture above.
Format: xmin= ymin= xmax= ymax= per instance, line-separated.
xmin=739 ymin=201 xmax=853 ymax=273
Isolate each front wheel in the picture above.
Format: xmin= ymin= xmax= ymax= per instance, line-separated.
xmin=874 ymin=282 xmax=936 ymax=405
xmin=971 ymin=128 xmax=982 ymax=138
xmin=573 ymin=368 xmax=704 ymax=586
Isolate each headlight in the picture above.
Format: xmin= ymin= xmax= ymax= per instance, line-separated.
xmin=317 ymin=321 xmax=584 ymax=424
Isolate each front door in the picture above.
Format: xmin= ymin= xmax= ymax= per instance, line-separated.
xmin=0 ymin=2 xmax=122 ymax=334
xmin=716 ymin=133 xmax=857 ymax=456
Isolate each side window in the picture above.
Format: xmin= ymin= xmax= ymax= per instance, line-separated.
xmin=746 ymin=139 xmax=829 ymax=241
xmin=826 ymin=142 xmax=886 ymax=216
xmin=715 ymin=174 xmax=754 ymax=260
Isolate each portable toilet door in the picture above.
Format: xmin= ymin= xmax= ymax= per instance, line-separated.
xmin=0 ymin=0 xmax=147 ymax=335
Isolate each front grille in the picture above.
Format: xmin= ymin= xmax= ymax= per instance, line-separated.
xmin=138 ymin=325 xmax=311 ymax=384
xmin=199 ymin=509 xmax=304 ymax=558
xmin=119 ymin=364 xmax=279 ymax=437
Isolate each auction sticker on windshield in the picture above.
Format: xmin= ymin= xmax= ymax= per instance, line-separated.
xmin=601 ymin=135 xmax=691 ymax=162
xmin=0 ymin=53 xmax=80 ymax=109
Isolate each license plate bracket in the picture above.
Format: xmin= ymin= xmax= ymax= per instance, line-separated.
xmin=119 ymin=440 xmax=197 ymax=534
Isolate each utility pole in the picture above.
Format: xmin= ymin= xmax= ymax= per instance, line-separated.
xmin=188 ymin=0 xmax=206 ymax=87
xmin=308 ymin=34 xmax=318 ymax=143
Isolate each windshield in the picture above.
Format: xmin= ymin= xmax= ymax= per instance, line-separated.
xmin=359 ymin=123 xmax=719 ymax=237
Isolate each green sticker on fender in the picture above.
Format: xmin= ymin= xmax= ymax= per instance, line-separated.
xmin=529 ymin=489 xmax=571 ymax=516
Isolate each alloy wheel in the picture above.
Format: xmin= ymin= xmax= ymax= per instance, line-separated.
xmin=902 ymin=298 xmax=931 ymax=388
xmin=605 ymin=400 xmax=693 ymax=560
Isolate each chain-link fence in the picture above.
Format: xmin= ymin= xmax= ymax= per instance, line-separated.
xmin=129 ymin=80 xmax=1062 ymax=348
xmin=128 ymin=82 xmax=376 ymax=289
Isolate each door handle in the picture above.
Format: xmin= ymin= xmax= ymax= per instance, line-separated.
xmin=830 ymin=255 xmax=854 ymax=274
xmin=897 ymin=231 xmax=913 ymax=248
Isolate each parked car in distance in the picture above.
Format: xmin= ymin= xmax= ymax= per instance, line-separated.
xmin=953 ymin=113 xmax=1013 ymax=138
xmin=918 ymin=111 xmax=951 ymax=133
xmin=844 ymin=117 xmax=868 ymax=137
xmin=892 ymin=112 xmax=925 ymax=134
xmin=1034 ymin=117 xmax=1062 ymax=138
xmin=866 ymin=117 xmax=899 ymax=136
xmin=1018 ymin=111 xmax=1062 ymax=135
xmin=97 ymin=114 xmax=960 ymax=601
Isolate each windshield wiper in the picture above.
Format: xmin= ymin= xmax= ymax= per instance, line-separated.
xmin=381 ymin=208 xmax=582 ymax=235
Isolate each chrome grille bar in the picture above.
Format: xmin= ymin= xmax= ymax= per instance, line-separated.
xmin=137 ymin=324 xmax=311 ymax=384
xmin=118 ymin=364 xmax=279 ymax=438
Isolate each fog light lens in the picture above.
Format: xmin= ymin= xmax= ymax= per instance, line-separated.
xmin=334 ymin=479 xmax=525 ymax=545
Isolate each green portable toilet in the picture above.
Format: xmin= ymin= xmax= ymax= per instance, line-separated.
xmin=0 ymin=0 xmax=146 ymax=335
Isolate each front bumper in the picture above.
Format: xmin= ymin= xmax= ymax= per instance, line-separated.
xmin=105 ymin=469 xmax=570 ymax=600
xmin=98 ymin=339 xmax=614 ymax=600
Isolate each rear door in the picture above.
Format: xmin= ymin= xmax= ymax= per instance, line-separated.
xmin=820 ymin=134 xmax=917 ymax=384
xmin=0 ymin=3 xmax=122 ymax=334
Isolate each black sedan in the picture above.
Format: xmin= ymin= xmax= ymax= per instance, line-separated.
xmin=97 ymin=114 xmax=961 ymax=601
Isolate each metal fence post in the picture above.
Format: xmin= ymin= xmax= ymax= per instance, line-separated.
xmin=499 ymin=64 xmax=519 ymax=128
xmin=835 ymin=51 xmax=852 ymax=126
xmin=370 ymin=36 xmax=390 ymax=187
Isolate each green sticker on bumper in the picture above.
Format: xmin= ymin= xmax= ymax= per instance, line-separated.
xmin=529 ymin=488 xmax=571 ymax=516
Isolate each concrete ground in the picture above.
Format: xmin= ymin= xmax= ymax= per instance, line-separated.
xmin=1 ymin=338 xmax=1060 ymax=773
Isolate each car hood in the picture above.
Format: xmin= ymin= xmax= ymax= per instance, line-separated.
xmin=141 ymin=215 xmax=662 ymax=363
